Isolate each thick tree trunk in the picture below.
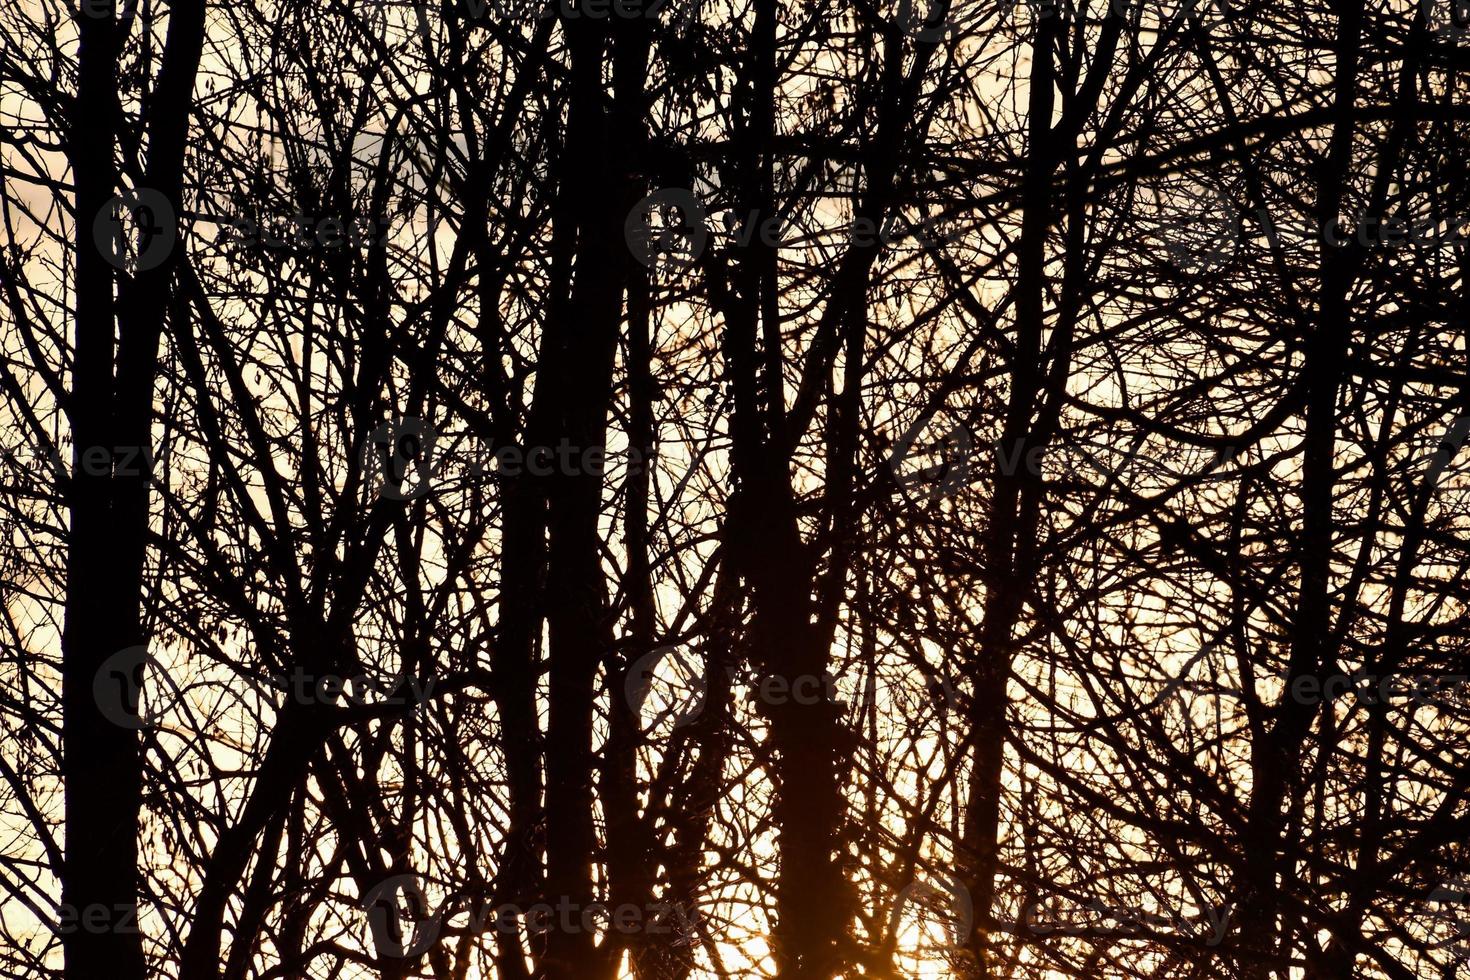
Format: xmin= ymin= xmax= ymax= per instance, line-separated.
xmin=63 ymin=3 xmax=203 ymax=980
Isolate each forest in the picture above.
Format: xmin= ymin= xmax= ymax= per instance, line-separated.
xmin=2 ymin=0 xmax=1470 ymax=977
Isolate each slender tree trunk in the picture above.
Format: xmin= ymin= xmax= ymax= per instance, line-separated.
xmin=601 ymin=14 xmax=658 ymax=971
xmin=540 ymin=10 xmax=631 ymax=979
xmin=958 ymin=9 xmax=1056 ymax=975
xmin=1237 ymin=3 xmax=1362 ymax=975
xmin=62 ymin=6 xmax=138 ymax=980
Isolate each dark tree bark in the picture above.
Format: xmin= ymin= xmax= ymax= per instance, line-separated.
xmin=62 ymin=3 xmax=205 ymax=980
